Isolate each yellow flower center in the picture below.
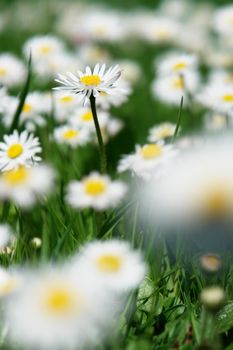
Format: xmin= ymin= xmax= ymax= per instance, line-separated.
xmin=85 ymin=179 xmax=106 ymax=196
xmin=81 ymin=111 xmax=93 ymax=122
xmin=39 ymin=45 xmax=53 ymax=55
xmin=7 ymin=144 xmax=23 ymax=159
xmin=171 ymin=76 xmax=185 ymax=90
xmin=95 ymin=25 xmax=107 ymax=36
xmin=59 ymin=95 xmax=74 ymax=104
xmin=156 ymin=30 xmax=169 ymax=39
xmin=43 ymin=287 xmax=76 ymax=315
xmin=80 ymin=75 xmax=101 ymax=86
xmin=158 ymin=127 xmax=173 ymax=139
xmin=0 ymin=67 xmax=7 ymax=77
xmin=96 ymin=254 xmax=122 ymax=272
xmin=172 ymin=62 xmax=187 ymax=71
xmin=213 ymin=115 xmax=226 ymax=127
xmin=222 ymin=94 xmax=233 ymax=102
xmin=140 ymin=144 xmax=162 ymax=159
xmin=3 ymin=166 xmax=29 ymax=185
xmin=63 ymin=129 xmax=79 ymax=140
xmin=202 ymin=185 xmax=231 ymax=218
xmin=22 ymin=103 xmax=33 ymax=113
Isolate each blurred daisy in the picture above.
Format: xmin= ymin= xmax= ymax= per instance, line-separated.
xmin=75 ymin=240 xmax=146 ymax=292
xmin=53 ymin=91 xmax=80 ymax=122
xmin=96 ymin=79 xmax=131 ymax=109
xmin=0 ymin=53 xmax=26 ymax=87
xmin=0 ymin=130 xmax=41 ymax=172
xmin=117 ymin=60 xmax=141 ymax=84
xmin=5 ymin=267 xmax=115 ymax=350
xmin=78 ymin=44 xmax=111 ymax=65
xmin=214 ymin=5 xmax=233 ymax=36
xmin=208 ymin=69 xmax=233 ymax=86
xmin=0 ymin=164 xmax=55 ymax=208
xmin=54 ymin=64 xmax=124 ymax=105
xmin=204 ymin=113 xmax=228 ymax=131
xmin=148 ymin=123 xmax=176 ymax=142
xmin=70 ymin=106 xmax=109 ymax=131
xmin=152 ymin=72 xmax=199 ymax=106
xmin=118 ymin=143 xmax=177 ymax=180
xmin=23 ymin=35 xmax=65 ymax=60
xmin=197 ymin=83 xmax=233 ymax=116
xmin=140 ymin=16 xmax=179 ymax=44
xmin=66 ymin=172 xmax=127 ymax=210
xmin=54 ymin=125 xmax=90 ymax=148
xmin=156 ymin=52 xmax=198 ymax=76
xmin=148 ymin=137 xmax=233 ymax=225
xmin=0 ymin=224 xmax=13 ymax=249
xmin=19 ymin=92 xmax=51 ymax=130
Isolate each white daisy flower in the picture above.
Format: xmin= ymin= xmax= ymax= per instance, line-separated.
xmin=152 ymin=71 xmax=199 ymax=106
xmin=78 ymin=44 xmax=111 ymax=65
xmin=197 ymin=83 xmax=233 ymax=116
xmin=95 ymin=78 xmax=131 ymax=109
xmin=4 ymin=266 xmax=117 ymax=350
xmin=204 ymin=113 xmax=228 ymax=131
xmin=53 ymin=125 xmax=90 ymax=148
xmin=148 ymin=123 xmax=177 ymax=142
xmin=53 ymin=91 xmax=81 ymax=122
xmin=213 ymin=5 xmax=233 ymax=36
xmin=54 ymin=64 xmax=124 ymax=105
xmin=74 ymin=240 xmax=146 ymax=293
xmin=0 ymin=93 xmax=19 ymax=128
xmin=118 ymin=143 xmax=177 ymax=180
xmin=79 ymin=10 xmax=127 ymax=42
xmin=70 ymin=106 xmax=109 ymax=131
xmin=0 ymin=224 xmax=13 ymax=249
xmin=0 ymin=53 xmax=26 ymax=87
xmin=146 ymin=137 xmax=233 ymax=225
xmin=117 ymin=59 xmax=141 ymax=85
xmin=0 ymin=130 xmax=41 ymax=172
xmin=139 ymin=16 xmax=180 ymax=44
xmin=0 ymin=164 xmax=55 ymax=208
xmin=23 ymin=35 xmax=65 ymax=61
xmin=66 ymin=172 xmax=127 ymax=211
xmin=33 ymin=52 xmax=83 ymax=83
xmin=156 ymin=52 xmax=198 ymax=76
xmin=208 ymin=69 xmax=233 ymax=87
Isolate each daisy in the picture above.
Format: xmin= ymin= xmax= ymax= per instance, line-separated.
xmin=23 ymin=35 xmax=65 ymax=61
xmin=200 ymin=287 xmax=225 ymax=311
xmin=0 ymin=53 xmax=26 ymax=87
xmin=197 ymin=83 xmax=233 ymax=116
xmin=156 ymin=52 xmax=198 ymax=76
xmin=66 ymin=172 xmax=127 ymax=211
xmin=0 ymin=164 xmax=55 ymax=208
xmin=208 ymin=69 xmax=233 ymax=86
xmin=118 ymin=143 xmax=177 ymax=180
xmin=4 ymin=266 xmax=116 ymax=350
xmin=53 ymin=125 xmax=90 ymax=148
xmin=213 ymin=5 xmax=233 ymax=36
xmin=70 ymin=106 xmax=109 ymax=131
xmin=78 ymin=44 xmax=111 ymax=65
xmin=54 ymin=64 xmax=124 ymax=105
xmin=204 ymin=113 xmax=228 ymax=131
xmin=53 ymin=91 xmax=81 ymax=122
xmin=73 ymin=240 xmax=146 ymax=292
xmin=139 ymin=16 xmax=179 ymax=44
xmin=152 ymin=72 xmax=199 ymax=106
xmin=148 ymin=123 xmax=177 ymax=142
xmin=0 ymin=130 xmax=41 ymax=172
xmin=117 ymin=59 xmax=141 ymax=85
xmin=79 ymin=10 xmax=127 ymax=42
xmin=145 ymin=137 xmax=233 ymax=225
xmin=0 ymin=224 xmax=13 ymax=249
xmin=95 ymin=79 xmax=131 ymax=109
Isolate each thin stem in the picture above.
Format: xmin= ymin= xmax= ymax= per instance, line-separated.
xmin=173 ymin=95 xmax=183 ymax=142
xmin=90 ymin=94 xmax=107 ymax=173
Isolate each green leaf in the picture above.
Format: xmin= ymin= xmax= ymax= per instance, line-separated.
xmin=9 ymin=53 xmax=32 ymax=133
xmin=216 ymin=302 xmax=233 ymax=333
xmin=98 ymin=200 xmax=135 ymax=238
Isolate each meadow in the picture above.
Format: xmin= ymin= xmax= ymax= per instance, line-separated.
xmin=0 ymin=0 xmax=233 ymax=349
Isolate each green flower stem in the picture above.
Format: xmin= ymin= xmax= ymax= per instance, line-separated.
xmin=90 ymin=93 xmax=107 ymax=173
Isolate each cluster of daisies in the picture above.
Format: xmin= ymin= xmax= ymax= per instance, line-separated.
xmin=0 ymin=239 xmax=146 ymax=349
